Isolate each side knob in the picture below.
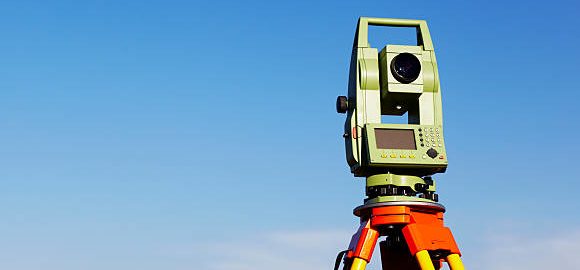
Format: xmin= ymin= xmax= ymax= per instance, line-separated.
xmin=336 ymin=96 xmax=348 ymax=114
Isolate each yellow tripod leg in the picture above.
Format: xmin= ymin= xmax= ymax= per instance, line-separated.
xmin=446 ymin=254 xmax=465 ymax=270
xmin=416 ymin=250 xmax=435 ymax=270
xmin=350 ymin=258 xmax=367 ymax=270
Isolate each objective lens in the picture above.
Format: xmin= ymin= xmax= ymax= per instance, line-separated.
xmin=390 ymin=53 xmax=421 ymax=84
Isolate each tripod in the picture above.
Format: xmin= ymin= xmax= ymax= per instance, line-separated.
xmin=337 ymin=201 xmax=464 ymax=270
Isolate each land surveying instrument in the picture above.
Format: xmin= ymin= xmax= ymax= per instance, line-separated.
xmin=334 ymin=17 xmax=465 ymax=270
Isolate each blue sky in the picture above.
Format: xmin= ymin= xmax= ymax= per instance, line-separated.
xmin=0 ymin=0 xmax=579 ymax=269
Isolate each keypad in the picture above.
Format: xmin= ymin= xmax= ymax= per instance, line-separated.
xmin=418 ymin=126 xmax=443 ymax=150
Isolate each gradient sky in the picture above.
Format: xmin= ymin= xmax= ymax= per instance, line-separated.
xmin=0 ymin=1 xmax=579 ymax=269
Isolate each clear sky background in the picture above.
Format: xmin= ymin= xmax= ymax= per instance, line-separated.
xmin=0 ymin=0 xmax=578 ymax=269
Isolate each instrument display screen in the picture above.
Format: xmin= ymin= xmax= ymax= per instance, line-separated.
xmin=375 ymin=129 xmax=416 ymax=150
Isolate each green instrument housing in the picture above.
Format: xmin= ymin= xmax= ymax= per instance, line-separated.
xmin=342 ymin=17 xmax=446 ymax=178
xmin=338 ymin=17 xmax=447 ymax=205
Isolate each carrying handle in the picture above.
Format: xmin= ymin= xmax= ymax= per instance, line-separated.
xmin=355 ymin=17 xmax=434 ymax=51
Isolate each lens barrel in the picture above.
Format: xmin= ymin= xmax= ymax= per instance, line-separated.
xmin=390 ymin=53 xmax=421 ymax=84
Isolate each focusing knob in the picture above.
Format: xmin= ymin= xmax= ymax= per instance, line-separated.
xmin=426 ymin=148 xmax=438 ymax=159
xmin=336 ymin=96 xmax=348 ymax=113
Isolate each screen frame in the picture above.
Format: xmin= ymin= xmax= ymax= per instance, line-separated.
xmin=363 ymin=123 xmax=448 ymax=168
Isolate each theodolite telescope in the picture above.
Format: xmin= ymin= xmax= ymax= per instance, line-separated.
xmin=337 ymin=17 xmax=448 ymax=204
xmin=334 ymin=18 xmax=464 ymax=270
xmin=337 ymin=17 xmax=446 ymax=178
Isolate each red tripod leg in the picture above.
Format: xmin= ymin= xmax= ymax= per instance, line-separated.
xmin=401 ymin=210 xmax=460 ymax=270
xmin=344 ymin=219 xmax=379 ymax=270
xmin=401 ymin=211 xmax=460 ymax=257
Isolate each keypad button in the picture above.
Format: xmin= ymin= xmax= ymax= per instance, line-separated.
xmin=426 ymin=148 xmax=438 ymax=158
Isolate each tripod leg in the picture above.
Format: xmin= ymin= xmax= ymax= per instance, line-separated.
xmin=350 ymin=258 xmax=367 ymax=270
xmin=344 ymin=220 xmax=379 ymax=270
xmin=446 ymin=254 xmax=465 ymax=270
xmin=416 ymin=250 xmax=435 ymax=270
